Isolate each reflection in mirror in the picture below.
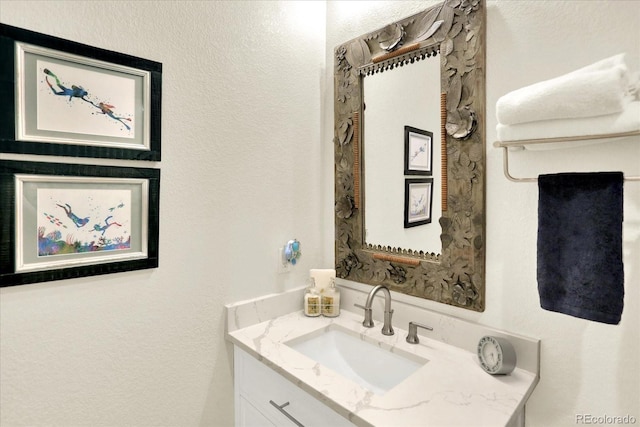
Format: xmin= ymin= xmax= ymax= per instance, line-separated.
xmin=363 ymin=56 xmax=442 ymax=255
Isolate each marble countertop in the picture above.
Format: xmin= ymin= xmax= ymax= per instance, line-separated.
xmin=226 ymin=301 xmax=539 ymax=427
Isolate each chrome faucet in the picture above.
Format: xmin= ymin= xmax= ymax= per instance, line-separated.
xmin=354 ymin=285 xmax=394 ymax=336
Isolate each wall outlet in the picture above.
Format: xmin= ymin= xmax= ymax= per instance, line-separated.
xmin=277 ymin=247 xmax=291 ymax=274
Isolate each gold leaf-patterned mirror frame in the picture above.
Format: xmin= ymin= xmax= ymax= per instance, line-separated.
xmin=334 ymin=0 xmax=486 ymax=311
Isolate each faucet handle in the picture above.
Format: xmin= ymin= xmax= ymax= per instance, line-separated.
xmin=406 ymin=321 xmax=433 ymax=344
xmin=353 ymin=303 xmax=374 ymax=328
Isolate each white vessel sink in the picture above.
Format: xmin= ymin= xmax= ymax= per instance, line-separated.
xmin=285 ymin=325 xmax=428 ymax=395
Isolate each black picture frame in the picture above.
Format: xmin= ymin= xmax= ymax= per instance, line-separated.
xmin=0 ymin=160 xmax=160 ymax=287
xmin=404 ymin=178 xmax=433 ymax=228
xmin=0 ymin=24 xmax=162 ymax=161
xmin=404 ymin=126 xmax=432 ymax=176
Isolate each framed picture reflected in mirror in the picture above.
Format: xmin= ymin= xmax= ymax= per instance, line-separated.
xmin=404 ymin=178 xmax=433 ymax=228
xmin=404 ymin=126 xmax=432 ymax=176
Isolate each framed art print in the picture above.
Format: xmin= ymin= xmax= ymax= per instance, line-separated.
xmin=404 ymin=178 xmax=433 ymax=228
xmin=0 ymin=160 xmax=160 ymax=287
xmin=0 ymin=24 xmax=162 ymax=161
xmin=404 ymin=126 xmax=432 ymax=176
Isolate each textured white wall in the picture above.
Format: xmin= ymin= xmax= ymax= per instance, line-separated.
xmin=0 ymin=1 xmax=326 ymax=426
xmin=324 ymin=1 xmax=640 ymax=426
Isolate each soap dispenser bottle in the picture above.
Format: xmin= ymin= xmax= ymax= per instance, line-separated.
xmin=304 ymin=278 xmax=321 ymax=317
xmin=321 ymin=278 xmax=340 ymax=317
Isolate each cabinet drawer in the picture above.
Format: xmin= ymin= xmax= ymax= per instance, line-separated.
xmin=237 ymin=395 xmax=276 ymax=427
xmin=234 ymin=346 xmax=353 ymax=427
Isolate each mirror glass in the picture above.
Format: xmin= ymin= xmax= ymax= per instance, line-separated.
xmin=334 ymin=0 xmax=486 ymax=312
xmin=363 ymin=56 xmax=442 ymax=255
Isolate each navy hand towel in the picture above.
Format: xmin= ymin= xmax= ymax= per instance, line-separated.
xmin=537 ymin=172 xmax=624 ymax=324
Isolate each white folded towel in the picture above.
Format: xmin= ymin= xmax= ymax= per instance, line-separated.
xmin=496 ymin=54 xmax=632 ymax=126
xmin=564 ymin=52 xmax=627 ymax=75
xmin=496 ymin=101 xmax=640 ymax=148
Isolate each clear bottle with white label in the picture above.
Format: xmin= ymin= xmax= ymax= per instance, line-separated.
xmin=321 ymin=278 xmax=340 ymax=317
xmin=304 ymin=278 xmax=321 ymax=317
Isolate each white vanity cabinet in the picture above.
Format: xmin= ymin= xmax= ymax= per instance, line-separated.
xmin=234 ymin=346 xmax=354 ymax=427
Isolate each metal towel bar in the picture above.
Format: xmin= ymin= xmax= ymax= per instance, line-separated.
xmin=493 ymin=130 xmax=640 ymax=183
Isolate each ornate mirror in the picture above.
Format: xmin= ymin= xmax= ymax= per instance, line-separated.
xmin=334 ymin=0 xmax=486 ymax=311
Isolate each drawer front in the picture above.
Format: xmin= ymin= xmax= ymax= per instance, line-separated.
xmin=234 ymin=347 xmax=353 ymax=427
xmin=237 ymin=395 xmax=276 ymax=427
